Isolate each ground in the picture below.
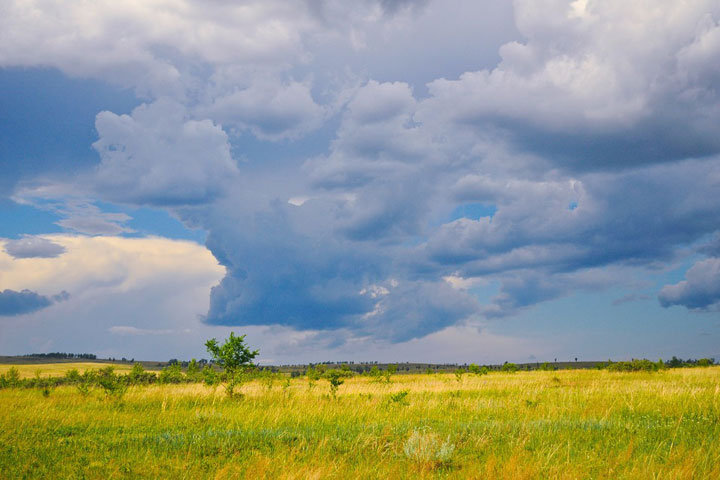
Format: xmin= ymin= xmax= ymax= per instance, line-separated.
xmin=1 ymin=365 xmax=718 ymax=479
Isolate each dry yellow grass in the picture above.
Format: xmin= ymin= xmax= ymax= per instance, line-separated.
xmin=0 ymin=362 xmax=153 ymax=378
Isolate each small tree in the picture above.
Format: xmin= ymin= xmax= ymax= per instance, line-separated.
xmin=205 ymin=332 xmax=259 ymax=374
xmin=325 ymin=369 xmax=351 ymax=398
xmin=205 ymin=332 xmax=259 ymax=397
xmin=383 ymin=364 xmax=398 ymax=384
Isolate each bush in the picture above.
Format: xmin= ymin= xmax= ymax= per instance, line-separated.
xmin=64 ymin=368 xmax=82 ymax=383
xmin=389 ymin=389 xmax=409 ymax=405
xmin=202 ymin=365 xmax=220 ymax=386
xmin=468 ymin=363 xmax=478 ymax=374
xmin=367 ymin=365 xmax=382 ymax=381
xmin=186 ymin=359 xmax=202 ymax=381
xmin=128 ymin=363 xmax=156 ymax=384
xmin=158 ymin=363 xmax=185 ymax=384
xmin=604 ymin=359 xmax=665 ymax=372
xmin=502 ymin=363 xmax=518 ymax=373
xmin=97 ymin=368 xmax=127 ymax=399
xmin=0 ymin=367 xmax=20 ymax=388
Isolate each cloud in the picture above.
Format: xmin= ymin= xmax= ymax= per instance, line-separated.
xmin=0 ymin=235 xmax=225 ymax=357
xmin=93 ymin=99 xmax=240 ymax=206
xmin=3 ymin=236 xmax=66 ymax=258
xmin=3 ymin=1 xmax=720 ymax=346
xmin=11 ymin=189 xmax=134 ymax=235
xmin=0 ymin=0 xmax=314 ymax=97
xmin=0 ymin=0 xmax=433 ymax=143
xmin=200 ymin=79 xmax=326 ymax=140
xmin=0 ymin=288 xmax=67 ymax=316
xmin=417 ymin=0 xmax=720 ymax=168
xmin=659 ymin=258 xmax=720 ymax=310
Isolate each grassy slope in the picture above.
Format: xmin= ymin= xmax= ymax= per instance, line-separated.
xmin=1 ymin=366 xmax=718 ymax=479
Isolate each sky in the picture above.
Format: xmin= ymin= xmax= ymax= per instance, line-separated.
xmin=1 ymin=0 xmax=719 ymax=364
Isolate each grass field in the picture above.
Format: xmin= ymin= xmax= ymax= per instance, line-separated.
xmin=1 ymin=364 xmax=718 ymax=479
xmin=0 ymin=362 xmax=151 ymax=379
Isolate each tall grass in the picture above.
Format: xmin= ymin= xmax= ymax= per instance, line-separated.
xmin=1 ymin=365 xmax=718 ymax=478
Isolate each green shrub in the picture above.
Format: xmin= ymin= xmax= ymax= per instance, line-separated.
xmin=605 ymin=359 xmax=665 ymax=372
xmin=97 ymin=369 xmax=127 ymax=399
xmin=158 ymin=363 xmax=185 ymax=384
xmin=502 ymin=363 xmax=518 ymax=373
xmin=64 ymin=368 xmax=81 ymax=383
xmin=128 ymin=363 xmax=156 ymax=384
xmin=0 ymin=367 xmax=20 ymax=388
xmin=202 ymin=365 xmax=220 ymax=386
xmin=389 ymin=389 xmax=409 ymax=405
xmin=186 ymin=359 xmax=202 ymax=381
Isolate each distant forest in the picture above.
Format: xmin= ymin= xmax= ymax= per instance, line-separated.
xmin=23 ymin=352 xmax=97 ymax=360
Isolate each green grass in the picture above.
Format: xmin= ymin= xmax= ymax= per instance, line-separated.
xmin=1 ymin=365 xmax=718 ymax=479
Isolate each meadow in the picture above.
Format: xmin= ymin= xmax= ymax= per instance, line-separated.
xmin=1 ymin=364 xmax=718 ymax=479
xmin=0 ymin=362 xmax=143 ymax=379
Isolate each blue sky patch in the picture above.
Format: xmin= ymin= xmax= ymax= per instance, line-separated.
xmin=450 ymin=203 xmax=497 ymax=221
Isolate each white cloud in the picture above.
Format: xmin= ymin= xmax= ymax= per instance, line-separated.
xmin=0 ymin=234 xmax=226 ymax=358
xmin=93 ymin=99 xmax=239 ymax=206
xmin=0 ymin=0 xmax=313 ymax=96
xmin=417 ymin=0 xmax=720 ymax=165
xmin=200 ymin=79 xmax=326 ymax=140
xmin=659 ymin=258 xmax=720 ymax=311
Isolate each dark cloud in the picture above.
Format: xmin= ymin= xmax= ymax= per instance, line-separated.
xmin=4 ymin=236 xmax=66 ymax=258
xmin=697 ymin=234 xmax=720 ymax=257
xmin=0 ymin=289 xmax=69 ymax=317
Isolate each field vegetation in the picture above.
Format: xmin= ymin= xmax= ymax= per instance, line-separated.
xmin=1 ymin=359 xmax=718 ymax=478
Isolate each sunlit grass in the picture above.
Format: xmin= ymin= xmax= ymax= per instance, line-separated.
xmin=1 ymin=365 xmax=718 ymax=478
xmin=0 ymin=362 xmax=148 ymax=379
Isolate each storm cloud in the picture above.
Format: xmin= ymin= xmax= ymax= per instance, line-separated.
xmin=0 ymin=289 xmax=68 ymax=317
